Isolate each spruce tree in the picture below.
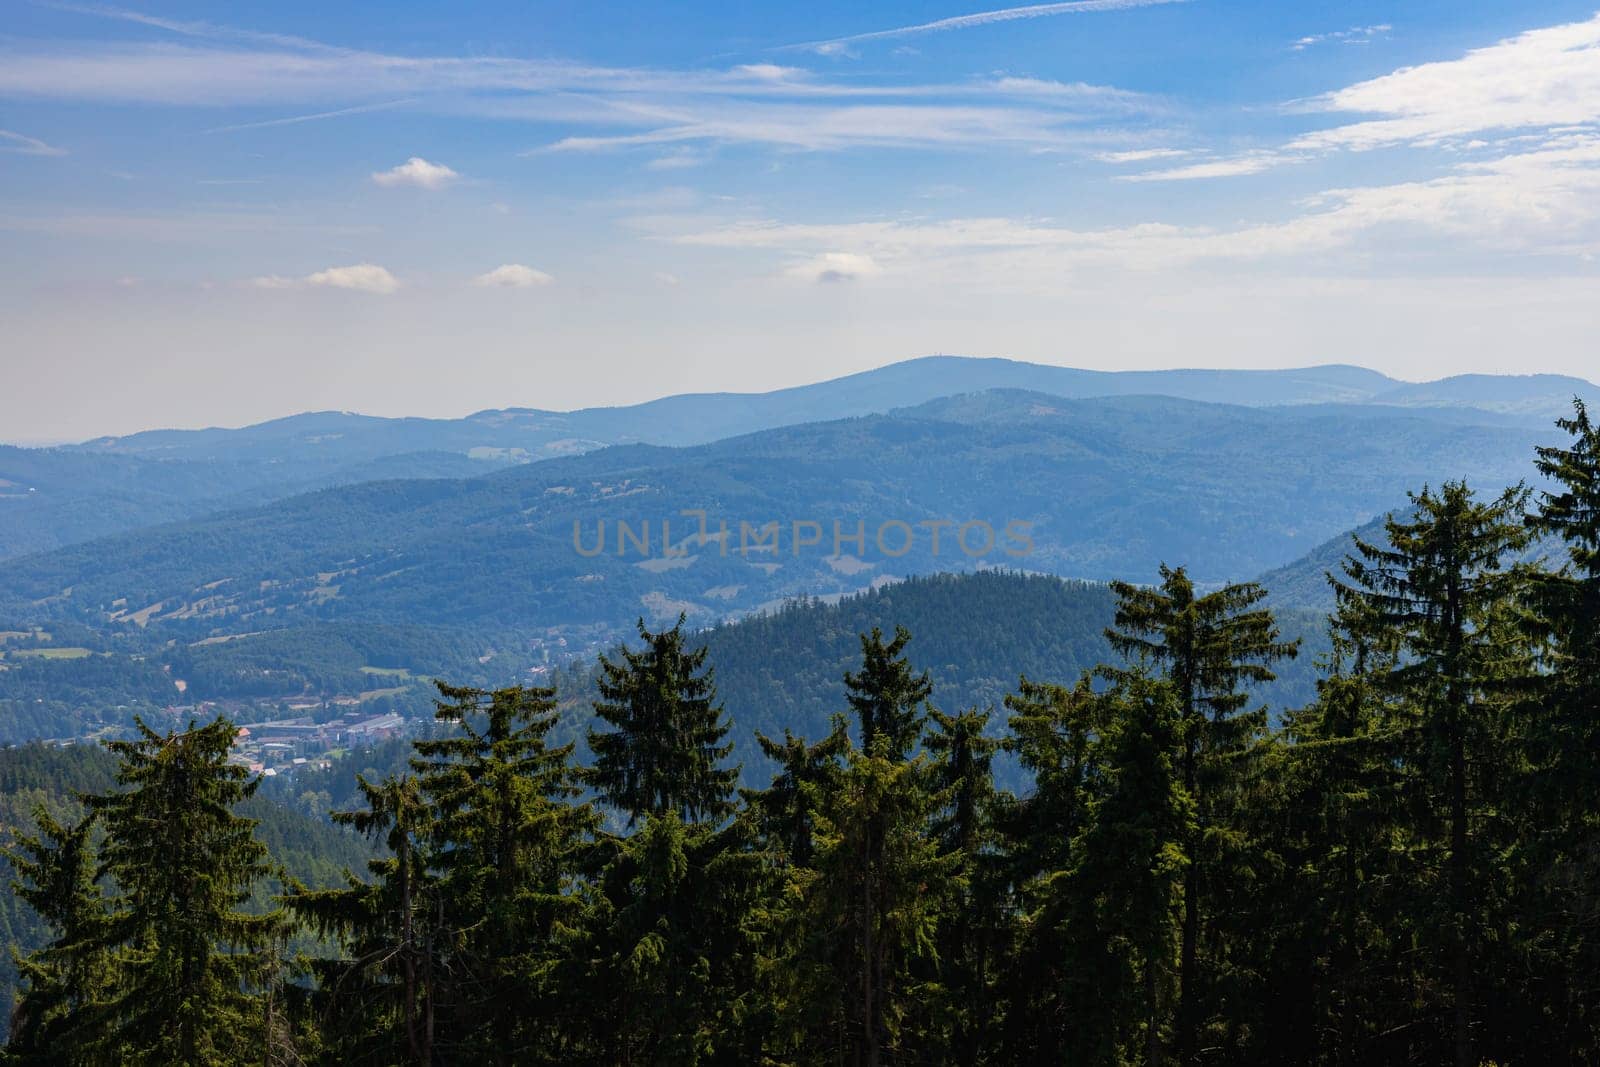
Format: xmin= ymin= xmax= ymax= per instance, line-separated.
xmin=1000 ymin=674 xmax=1104 ymax=885
xmin=576 ymin=811 xmax=770 ymax=1065
xmin=287 ymin=773 xmax=440 ymax=1065
xmin=85 ymin=717 xmax=286 ymax=1065
xmin=1270 ymin=598 xmax=1419 ymax=1062
xmin=3 ymin=809 xmax=111 ymax=1061
xmin=844 ymin=627 xmax=933 ymax=762
xmin=741 ymin=722 xmax=849 ymax=870
xmin=803 ymin=747 xmax=954 ymax=1066
xmin=923 ymin=706 xmax=1002 ymax=1063
xmin=1106 ymin=564 xmax=1297 ymax=1062
xmin=789 ymin=628 xmax=955 ymax=1066
xmin=1520 ymin=398 xmax=1600 ymax=1058
xmin=1526 ymin=400 xmax=1600 ymax=828
xmin=1058 ymin=674 xmax=1192 ymax=1066
xmin=997 ymin=675 xmax=1108 ymax=1059
xmin=588 ymin=616 xmax=738 ymax=825
xmin=413 ymin=682 xmax=598 ymax=1064
xmin=1334 ymin=481 xmax=1534 ymax=1067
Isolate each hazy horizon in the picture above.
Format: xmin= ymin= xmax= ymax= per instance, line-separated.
xmin=6 ymin=353 xmax=1600 ymax=447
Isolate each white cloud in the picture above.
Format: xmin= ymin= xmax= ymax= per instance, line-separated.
xmin=1028 ymin=12 xmax=1600 ymax=199
xmin=646 ymin=147 xmax=709 ymax=170
xmin=787 ymin=0 xmax=1188 ymax=53
xmin=1292 ymin=14 xmax=1600 ymax=151
xmin=372 ymin=157 xmax=460 ymax=189
xmin=472 ymin=264 xmax=553 ymax=288
xmin=0 ymin=128 xmax=66 ymax=156
xmin=307 ymin=263 xmax=401 ymax=293
xmin=1291 ymin=24 xmax=1391 ymax=51
xmin=785 ymin=252 xmax=883 ymax=283
xmin=666 ymin=134 xmax=1600 ymax=284
xmin=732 ymin=64 xmax=805 ymax=82
xmin=1095 ymin=147 xmax=1191 ymax=163
xmin=250 ymin=264 xmax=400 ymax=293
xmin=1121 ymin=151 xmax=1289 ymax=181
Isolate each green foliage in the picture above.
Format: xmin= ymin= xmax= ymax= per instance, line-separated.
xmin=0 ymin=719 xmax=292 ymax=1065
xmin=1105 ymin=563 xmax=1298 ymax=1062
xmin=6 ymin=400 xmax=1600 ymax=1064
xmin=588 ymin=616 xmax=738 ymax=826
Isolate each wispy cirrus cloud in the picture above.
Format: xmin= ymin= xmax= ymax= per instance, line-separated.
xmin=784 ymin=0 xmax=1188 ymax=55
xmin=35 ymin=0 xmax=350 ymax=53
xmin=205 ymin=98 xmax=415 ymax=134
xmin=1291 ymin=24 xmax=1391 ymax=52
xmin=536 ymin=100 xmax=1129 ymax=153
xmin=0 ymin=23 xmax=1156 ymax=156
xmin=0 ymin=128 xmax=67 ymax=156
xmin=1290 ymin=13 xmax=1600 ymax=151
xmin=1094 ymin=147 xmax=1190 ymax=163
xmin=654 ymin=128 xmax=1600 ymax=286
xmin=1119 ymin=13 xmax=1600 ymax=184
xmin=1120 ymin=151 xmax=1287 ymax=181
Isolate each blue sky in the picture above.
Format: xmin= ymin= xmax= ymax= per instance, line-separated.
xmin=3 ymin=1 xmax=1599 ymax=439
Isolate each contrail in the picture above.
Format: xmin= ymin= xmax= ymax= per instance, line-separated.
xmin=786 ymin=0 xmax=1189 ymax=53
xmin=205 ymin=99 xmax=416 ymax=134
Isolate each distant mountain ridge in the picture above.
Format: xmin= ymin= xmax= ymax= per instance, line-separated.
xmin=72 ymin=357 xmax=1590 ymax=464
xmin=0 ymin=389 xmax=1555 ymax=646
xmin=3 ymin=356 xmax=1593 ymax=564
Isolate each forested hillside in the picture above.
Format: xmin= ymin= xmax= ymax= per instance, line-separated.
xmin=0 ymin=742 xmax=373 ymax=1040
xmin=0 ymin=392 xmax=1545 ymax=644
xmin=0 ymin=444 xmax=519 ymax=562
xmin=6 ymin=395 xmax=1598 ymax=1063
xmin=683 ymin=572 xmax=1320 ymax=785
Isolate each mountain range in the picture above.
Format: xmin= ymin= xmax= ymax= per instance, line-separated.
xmin=0 ymin=355 xmax=1589 ymax=748
xmin=0 ymin=388 xmax=1559 ymax=640
xmin=4 ymin=357 xmax=1593 ymax=562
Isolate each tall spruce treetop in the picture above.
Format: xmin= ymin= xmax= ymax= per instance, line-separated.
xmin=1333 ymin=480 xmax=1533 ymax=1067
xmin=1527 ymin=399 xmax=1600 ymax=800
xmin=414 ymin=681 xmax=593 ymax=901
xmin=413 ymin=682 xmax=598 ymax=1064
xmin=1335 ymin=482 xmax=1532 ymax=701
xmin=844 ymin=626 xmax=933 ymax=761
xmin=1106 ymin=564 xmax=1299 ymax=740
xmin=741 ymin=721 xmax=849 ymax=870
xmin=1531 ymin=398 xmax=1600 ymax=585
xmin=85 ymin=716 xmax=286 ymax=1065
xmin=1106 ymin=564 xmax=1297 ymax=1062
xmin=588 ymin=615 xmax=738 ymax=825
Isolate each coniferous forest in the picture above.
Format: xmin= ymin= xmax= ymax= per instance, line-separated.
xmin=5 ymin=400 xmax=1600 ymax=1066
